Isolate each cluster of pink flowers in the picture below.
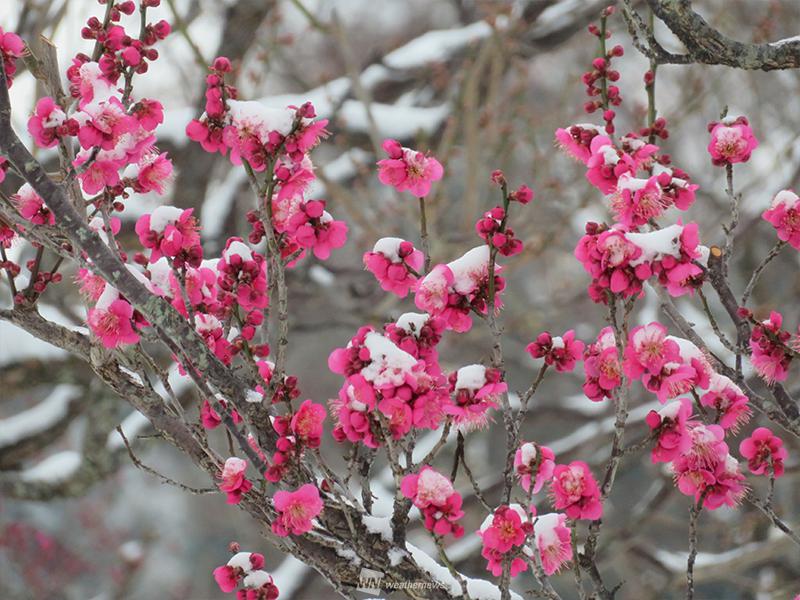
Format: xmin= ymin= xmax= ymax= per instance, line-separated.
xmin=673 ymin=424 xmax=746 ymax=509
xmin=135 ymin=206 xmax=201 ymax=267
xmin=478 ymin=505 xmax=532 ymax=578
xmin=363 ymin=238 xmax=424 ymax=297
xmin=763 ymin=190 xmax=800 ymax=249
xmin=328 ymin=326 xmax=448 ymax=447
xmin=623 ymin=322 xmax=714 ymax=403
xmin=213 ymin=549 xmax=279 ymax=600
xmin=749 ymin=311 xmax=794 ymax=383
xmin=415 ymin=246 xmax=505 ymax=332
xmin=575 ymin=222 xmax=705 ymax=304
xmin=739 ymin=427 xmax=787 ymax=478
xmin=646 ymin=397 xmax=748 ymax=509
xmin=707 ymin=116 xmax=759 ymax=165
xmin=265 ymin=400 xmax=326 ymax=483
xmin=401 ymin=467 xmax=464 ymax=538
xmin=550 ymin=461 xmax=603 ymax=520
xmin=475 ymin=206 xmax=523 ymax=257
xmin=377 ymin=139 xmax=443 ymax=197
xmin=514 ymin=442 xmax=556 ymax=494
xmin=218 ymin=457 xmax=253 ymax=505
xmin=271 ymin=484 xmax=323 ymax=537
xmin=526 ymin=330 xmax=585 ymax=373
xmin=446 ymin=364 xmax=507 ymax=430
xmin=0 ymin=26 xmax=25 ymax=84
xmin=582 ymin=326 xmax=621 ymax=402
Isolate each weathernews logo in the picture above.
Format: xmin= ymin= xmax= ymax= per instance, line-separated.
xmin=357 ymin=568 xmax=448 ymax=596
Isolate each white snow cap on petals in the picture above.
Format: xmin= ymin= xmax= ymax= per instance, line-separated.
xmin=149 ymin=206 xmax=183 ymax=233
xmin=224 ymin=240 xmax=254 ymax=261
xmin=372 ymin=237 xmax=405 ymax=262
xmin=227 ymin=552 xmax=255 ymax=571
xmin=360 ymin=332 xmax=418 ymax=387
xmin=447 ymin=246 xmax=493 ymax=295
xmin=243 ymin=570 xmax=272 ymax=588
xmin=455 ymin=364 xmax=487 ymax=391
xmin=396 ymin=312 xmax=430 ymax=337
xmin=626 ymin=224 xmax=683 ymax=264
xmin=227 ymin=100 xmax=295 ymax=140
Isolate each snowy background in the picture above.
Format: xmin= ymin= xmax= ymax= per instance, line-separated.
xmin=2 ymin=0 xmax=800 ymax=598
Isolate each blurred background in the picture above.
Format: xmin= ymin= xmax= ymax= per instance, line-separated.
xmin=2 ymin=0 xmax=800 ymax=598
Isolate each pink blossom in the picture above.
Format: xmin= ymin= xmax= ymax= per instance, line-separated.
xmin=532 ymin=513 xmax=572 ymax=576
xmin=623 ymin=321 xmax=681 ymax=380
xmin=526 ymin=330 xmax=585 ymax=373
xmin=201 ymin=399 xmax=242 ymax=429
xmin=136 ymin=207 xmax=202 ymax=267
xmin=585 ymin=135 xmax=634 ymax=194
xmin=364 ymin=237 xmax=424 ymax=297
xmin=478 ymin=505 xmax=531 ymax=578
xmin=611 ymin=172 xmax=665 ymax=227
xmin=272 ymin=484 xmax=323 ymax=536
xmin=749 ymin=311 xmax=793 ymax=383
xmin=401 ymin=467 xmax=464 ymax=538
xmin=514 ymin=442 xmax=556 ymax=494
xmin=213 ymin=552 xmax=265 ymax=593
xmin=700 ymin=374 xmax=751 ymax=431
xmin=131 ymin=98 xmax=164 ymax=131
xmin=707 ymin=116 xmax=758 ymax=165
xmin=0 ymin=27 xmax=25 ymax=83
xmin=550 ymin=461 xmax=603 ymax=520
xmin=133 ymin=152 xmax=173 ymax=195
xmin=672 ymin=423 xmax=730 ymax=504
xmin=377 ymin=139 xmax=443 ymax=197
xmin=87 ymin=296 xmax=140 ymax=348
xmin=75 ymin=155 xmax=121 ymax=195
xmin=582 ymin=327 xmax=621 ymax=402
xmin=218 ymin=457 xmax=252 ymax=505
xmin=445 ymin=365 xmax=506 ymax=430
xmin=763 ymin=190 xmax=800 ymax=250
xmin=645 ymin=397 xmax=693 ymax=463
xmin=739 ymin=427 xmax=787 ymax=478
xmin=575 ymin=223 xmax=647 ymax=303
xmin=555 ymin=124 xmax=602 ymax=163
xmin=13 ymin=184 xmax=55 ymax=226
xmin=27 ymin=97 xmax=78 ymax=148
xmin=75 ymin=97 xmax=137 ymax=150
xmin=290 ymin=400 xmax=326 ymax=448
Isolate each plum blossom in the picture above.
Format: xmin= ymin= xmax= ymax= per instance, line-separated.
xmin=514 ymin=442 xmax=556 ymax=494
xmin=136 ymin=206 xmax=202 ymax=267
xmin=446 ymin=364 xmax=506 ymax=430
xmin=87 ymin=285 xmax=140 ymax=348
xmin=763 ymin=190 xmax=800 ymax=250
xmin=555 ymin=123 xmax=602 ymax=163
xmin=401 ymin=467 xmax=465 ymax=537
xmin=288 ymin=400 xmax=326 ymax=448
xmin=526 ymin=330 xmax=585 ymax=373
xmin=27 ymin=97 xmax=78 ymax=148
xmin=363 ymin=237 xmax=423 ymax=297
xmin=272 ymin=484 xmax=323 ymax=536
xmin=645 ymin=398 xmax=693 ymax=463
xmin=707 ymin=116 xmax=758 ymax=165
xmin=377 ymin=139 xmax=443 ymax=197
xmin=700 ymin=374 xmax=751 ymax=432
xmin=478 ymin=505 xmax=531 ymax=578
xmin=749 ymin=311 xmax=793 ymax=383
xmin=532 ymin=513 xmax=572 ymax=576
xmin=13 ymin=184 xmax=55 ymax=226
xmin=218 ymin=457 xmax=252 ymax=505
xmin=582 ymin=327 xmax=621 ymax=402
xmin=0 ymin=27 xmax=25 ymax=83
xmin=550 ymin=461 xmax=602 ymax=520
xmin=213 ymin=551 xmax=265 ymax=593
xmin=739 ymin=427 xmax=787 ymax=478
